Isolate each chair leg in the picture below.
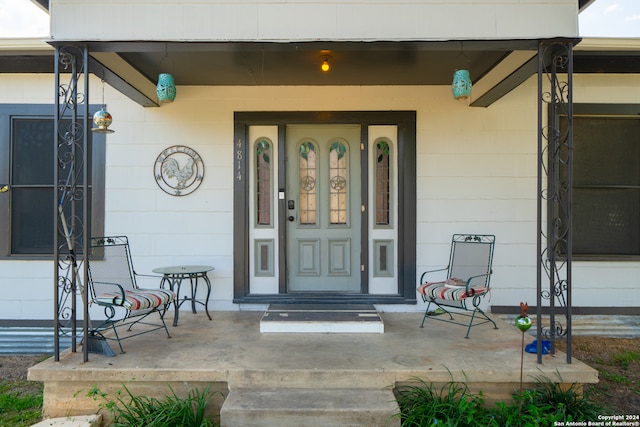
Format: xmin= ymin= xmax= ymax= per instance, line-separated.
xmin=420 ymin=300 xmax=454 ymax=327
xmin=158 ymin=307 xmax=172 ymax=339
xmin=109 ymin=321 xmax=126 ymax=353
xmin=477 ymin=306 xmax=499 ymax=330
xmin=420 ymin=301 xmax=433 ymax=327
xmin=464 ymin=309 xmax=477 ymax=339
xmin=464 ymin=307 xmax=498 ymax=339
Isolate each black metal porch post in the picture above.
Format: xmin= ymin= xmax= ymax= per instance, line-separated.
xmin=537 ymin=40 xmax=574 ymax=364
xmin=53 ymin=45 xmax=90 ymax=362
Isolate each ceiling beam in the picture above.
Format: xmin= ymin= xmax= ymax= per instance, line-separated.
xmin=89 ymin=52 xmax=158 ymax=107
xmin=470 ymin=50 xmax=537 ymax=107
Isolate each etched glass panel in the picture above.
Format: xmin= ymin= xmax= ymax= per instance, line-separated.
xmin=255 ymin=139 xmax=272 ymax=226
xmin=329 ymin=141 xmax=348 ymax=224
xmin=375 ymin=139 xmax=391 ymax=226
xmin=298 ymin=141 xmax=317 ymax=225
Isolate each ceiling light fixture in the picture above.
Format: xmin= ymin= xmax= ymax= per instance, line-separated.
xmin=157 ymin=45 xmax=176 ymax=103
xmin=452 ymin=49 xmax=472 ymax=101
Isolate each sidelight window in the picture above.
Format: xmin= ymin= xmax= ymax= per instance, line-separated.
xmin=374 ymin=138 xmax=391 ymax=226
xmin=255 ymin=138 xmax=272 ymax=226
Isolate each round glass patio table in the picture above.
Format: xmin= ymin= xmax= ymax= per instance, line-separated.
xmin=153 ymin=265 xmax=214 ymax=326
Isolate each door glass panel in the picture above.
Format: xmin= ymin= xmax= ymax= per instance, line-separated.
xmin=298 ymin=140 xmax=317 ymax=225
xmin=375 ymin=139 xmax=391 ymax=226
xmin=329 ymin=141 xmax=348 ymax=225
xmin=255 ymin=139 xmax=272 ymax=226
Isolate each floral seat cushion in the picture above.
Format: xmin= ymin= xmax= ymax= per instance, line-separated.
xmin=94 ymin=288 xmax=175 ymax=311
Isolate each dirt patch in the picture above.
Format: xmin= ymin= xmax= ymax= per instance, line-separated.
xmin=556 ymin=336 xmax=640 ymax=415
xmin=0 ymin=355 xmax=47 ymax=382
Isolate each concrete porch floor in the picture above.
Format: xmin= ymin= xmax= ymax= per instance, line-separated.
xmin=28 ymin=310 xmax=598 ymax=426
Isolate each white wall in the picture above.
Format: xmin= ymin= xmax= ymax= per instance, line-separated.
xmin=0 ymin=72 xmax=638 ymax=320
xmin=49 ymin=0 xmax=578 ymax=42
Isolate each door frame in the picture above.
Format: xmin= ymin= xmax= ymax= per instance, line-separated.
xmin=233 ymin=111 xmax=416 ymax=305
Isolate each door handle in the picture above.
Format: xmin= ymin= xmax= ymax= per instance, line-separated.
xmin=288 ymin=216 xmax=295 ymax=222
xmin=0 ymin=185 xmax=8 ymax=193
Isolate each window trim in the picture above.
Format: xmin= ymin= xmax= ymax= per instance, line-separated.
xmin=0 ymin=104 xmax=106 ymax=260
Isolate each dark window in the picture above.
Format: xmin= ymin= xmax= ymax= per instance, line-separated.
xmin=0 ymin=105 xmax=105 ymax=258
xmin=558 ymin=105 xmax=640 ymax=258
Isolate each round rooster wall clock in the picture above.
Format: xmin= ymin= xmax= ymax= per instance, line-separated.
xmin=154 ymin=145 xmax=204 ymax=196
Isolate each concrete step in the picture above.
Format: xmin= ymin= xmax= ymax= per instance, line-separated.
xmin=220 ymin=388 xmax=400 ymax=427
xmin=260 ymin=304 xmax=384 ymax=333
xmin=30 ymin=414 xmax=102 ymax=427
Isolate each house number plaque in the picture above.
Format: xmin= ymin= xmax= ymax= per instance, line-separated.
xmin=154 ymin=145 xmax=204 ymax=196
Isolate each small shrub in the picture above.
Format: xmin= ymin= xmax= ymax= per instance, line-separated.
xmin=395 ymin=375 xmax=604 ymax=427
xmin=394 ymin=378 xmax=493 ymax=427
xmin=529 ymin=374 xmax=603 ymax=421
xmin=88 ymin=384 xmax=216 ymax=427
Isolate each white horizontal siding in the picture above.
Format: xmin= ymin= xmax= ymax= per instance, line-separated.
xmin=50 ymin=0 xmax=578 ymax=42
xmin=0 ymin=72 xmax=638 ymax=321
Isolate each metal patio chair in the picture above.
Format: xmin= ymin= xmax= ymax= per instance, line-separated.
xmin=86 ymin=236 xmax=176 ymax=355
xmin=417 ymin=234 xmax=498 ymax=338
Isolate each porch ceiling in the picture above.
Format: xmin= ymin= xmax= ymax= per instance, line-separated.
xmin=76 ymin=39 xmax=547 ymax=108
xmin=84 ymin=39 xmax=640 ymax=108
xmin=4 ymin=37 xmax=640 ymax=108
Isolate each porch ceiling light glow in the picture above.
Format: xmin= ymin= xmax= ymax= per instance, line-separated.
xmin=92 ymin=79 xmax=114 ymax=134
xmin=320 ymin=50 xmax=331 ymax=72
xmin=321 ymin=58 xmax=330 ymax=72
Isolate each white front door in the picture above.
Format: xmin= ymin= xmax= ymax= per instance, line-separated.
xmin=285 ymin=124 xmax=362 ymax=292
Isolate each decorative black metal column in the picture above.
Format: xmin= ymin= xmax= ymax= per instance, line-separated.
xmin=53 ymin=45 xmax=90 ymax=362
xmin=537 ymin=40 xmax=574 ymax=364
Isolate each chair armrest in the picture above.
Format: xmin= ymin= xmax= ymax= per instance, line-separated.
xmin=90 ymin=281 xmax=126 ymax=304
xmin=464 ymin=273 xmax=491 ymax=292
xmin=419 ymin=266 xmax=448 ymax=284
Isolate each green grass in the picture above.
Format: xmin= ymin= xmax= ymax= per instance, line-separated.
xmin=0 ymin=380 xmax=44 ymax=427
xmin=611 ymin=350 xmax=640 ymax=370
